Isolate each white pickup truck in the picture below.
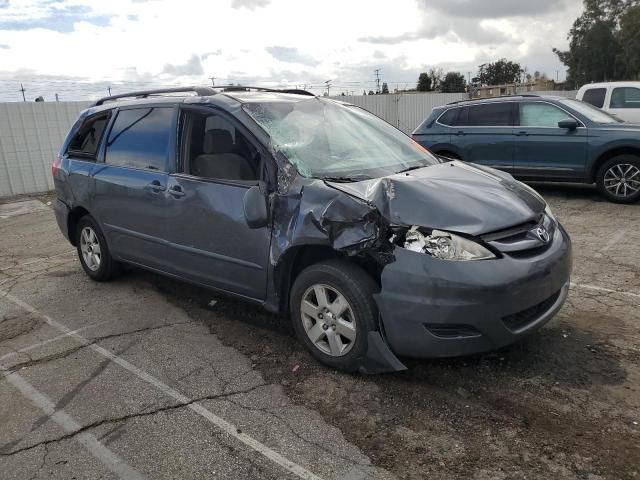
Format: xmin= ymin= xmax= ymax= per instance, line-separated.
xmin=576 ymin=82 xmax=640 ymax=123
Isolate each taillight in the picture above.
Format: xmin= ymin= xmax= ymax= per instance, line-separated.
xmin=52 ymin=155 xmax=61 ymax=177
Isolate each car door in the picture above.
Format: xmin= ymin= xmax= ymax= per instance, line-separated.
xmin=608 ymin=86 xmax=640 ymax=123
xmin=92 ymin=105 xmax=177 ymax=270
xmin=512 ymin=101 xmax=588 ymax=180
xmin=450 ymin=102 xmax=515 ymax=172
xmin=163 ymin=106 xmax=271 ymax=300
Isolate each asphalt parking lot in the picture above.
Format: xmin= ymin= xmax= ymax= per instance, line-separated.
xmin=0 ymin=184 xmax=638 ymax=480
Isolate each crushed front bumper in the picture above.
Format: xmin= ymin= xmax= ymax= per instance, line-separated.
xmin=374 ymin=224 xmax=572 ymax=358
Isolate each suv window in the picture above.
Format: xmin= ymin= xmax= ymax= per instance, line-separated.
xmin=519 ymin=103 xmax=572 ymax=128
xmin=182 ymin=110 xmax=259 ymax=181
xmin=463 ymin=103 xmax=512 ymax=127
xmin=67 ymin=112 xmax=110 ymax=159
xmin=438 ymin=108 xmax=459 ymax=126
xmin=105 ymin=107 xmax=174 ymax=171
xmin=610 ymin=87 xmax=640 ymax=109
xmin=582 ymin=88 xmax=606 ymax=108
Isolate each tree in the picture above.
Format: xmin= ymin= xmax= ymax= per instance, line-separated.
xmin=428 ymin=68 xmax=444 ymax=91
xmin=619 ymin=5 xmax=640 ymax=78
xmin=417 ymin=73 xmax=432 ymax=92
xmin=440 ymin=72 xmax=467 ymax=93
xmin=368 ymin=90 xmax=375 ymax=95
xmin=553 ymin=0 xmax=639 ymax=87
xmin=381 ymin=82 xmax=389 ymax=94
xmin=478 ymin=59 xmax=523 ymax=86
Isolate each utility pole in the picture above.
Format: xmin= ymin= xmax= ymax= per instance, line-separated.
xmin=209 ymin=76 xmax=216 ymax=86
xmin=556 ymin=70 xmax=559 ymax=81
xmin=19 ymin=83 xmax=26 ymax=102
xmin=107 ymin=86 xmax=112 ymax=96
xmin=467 ymin=72 xmax=471 ymax=86
xmin=374 ymin=69 xmax=381 ymax=94
xmin=55 ymin=93 xmax=59 ymax=102
xmin=324 ymin=80 xmax=332 ymax=96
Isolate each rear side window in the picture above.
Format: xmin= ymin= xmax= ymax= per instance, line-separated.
xmin=465 ymin=103 xmax=512 ymax=126
xmin=67 ymin=112 xmax=110 ymax=159
xmin=437 ymin=108 xmax=459 ymax=126
xmin=582 ymin=88 xmax=606 ymax=108
xmin=610 ymin=87 xmax=640 ymax=109
xmin=105 ymin=107 xmax=174 ymax=171
xmin=519 ymin=103 xmax=572 ymax=128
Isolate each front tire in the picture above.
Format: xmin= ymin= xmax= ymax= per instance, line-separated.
xmin=596 ymin=155 xmax=640 ymax=204
xmin=290 ymin=260 xmax=379 ymax=372
xmin=76 ymin=216 xmax=121 ymax=281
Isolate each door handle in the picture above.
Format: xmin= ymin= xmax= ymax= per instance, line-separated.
xmin=145 ymin=180 xmax=166 ymax=193
xmin=455 ymin=130 xmax=465 ymax=136
xmin=515 ymin=131 xmax=529 ymax=136
xmin=168 ymin=185 xmax=185 ymax=198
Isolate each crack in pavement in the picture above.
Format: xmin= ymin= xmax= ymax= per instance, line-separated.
xmin=0 ymin=383 xmax=267 ymax=458
xmin=0 ymin=319 xmax=199 ymax=375
xmin=216 ymin=392 xmax=374 ymax=470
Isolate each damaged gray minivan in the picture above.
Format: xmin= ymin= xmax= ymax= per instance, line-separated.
xmin=52 ymin=86 xmax=572 ymax=373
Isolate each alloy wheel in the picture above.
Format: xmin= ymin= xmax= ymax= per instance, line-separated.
xmin=603 ymin=163 xmax=640 ymax=198
xmin=80 ymin=226 xmax=102 ymax=271
xmin=300 ymin=284 xmax=357 ymax=357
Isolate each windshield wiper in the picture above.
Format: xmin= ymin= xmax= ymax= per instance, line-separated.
xmin=396 ymin=165 xmax=425 ymax=174
xmin=321 ymin=175 xmax=371 ymax=183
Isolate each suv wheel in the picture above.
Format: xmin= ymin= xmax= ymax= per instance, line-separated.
xmin=596 ymin=155 xmax=640 ymax=204
xmin=290 ymin=260 xmax=378 ymax=372
xmin=76 ymin=216 xmax=121 ymax=281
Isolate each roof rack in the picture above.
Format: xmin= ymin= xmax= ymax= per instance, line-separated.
xmin=93 ymin=86 xmax=217 ymax=106
xmin=447 ymin=94 xmax=540 ymax=105
xmin=214 ymin=85 xmax=315 ymax=96
xmin=92 ymin=85 xmax=315 ymax=106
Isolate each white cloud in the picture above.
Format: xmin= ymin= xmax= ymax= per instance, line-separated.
xmin=0 ymin=0 xmax=583 ymax=100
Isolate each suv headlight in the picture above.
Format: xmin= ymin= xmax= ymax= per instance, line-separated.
xmin=403 ymin=227 xmax=495 ymax=261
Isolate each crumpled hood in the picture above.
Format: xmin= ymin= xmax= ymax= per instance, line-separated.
xmin=325 ymin=161 xmax=546 ymax=236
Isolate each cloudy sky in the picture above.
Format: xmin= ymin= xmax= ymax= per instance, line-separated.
xmin=0 ymin=0 xmax=584 ymax=101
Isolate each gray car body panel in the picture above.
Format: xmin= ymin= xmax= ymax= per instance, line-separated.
xmin=54 ymin=92 xmax=572 ymax=374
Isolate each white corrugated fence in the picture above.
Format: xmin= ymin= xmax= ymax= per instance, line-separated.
xmin=0 ymin=101 xmax=89 ymax=196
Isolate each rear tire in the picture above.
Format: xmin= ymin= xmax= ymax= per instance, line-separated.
xmin=596 ymin=155 xmax=640 ymax=204
xmin=76 ymin=216 xmax=121 ymax=281
xmin=290 ymin=260 xmax=379 ymax=372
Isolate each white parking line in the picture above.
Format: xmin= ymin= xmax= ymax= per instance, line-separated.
xmin=2 ymin=369 xmax=147 ymax=480
xmin=570 ymin=282 xmax=640 ymax=299
xmin=0 ymin=322 xmax=106 ymax=362
xmin=0 ymin=289 xmax=325 ymax=480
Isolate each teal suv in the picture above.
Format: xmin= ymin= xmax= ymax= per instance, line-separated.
xmin=413 ymin=95 xmax=640 ymax=203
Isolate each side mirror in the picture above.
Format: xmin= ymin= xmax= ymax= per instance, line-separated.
xmin=558 ymin=118 xmax=578 ymax=130
xmin=243 ymin=184 xmax=269 ymax=229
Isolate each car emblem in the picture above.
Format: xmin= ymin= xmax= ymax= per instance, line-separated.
xmin=534 ymin=226 xmax=550 ymax=243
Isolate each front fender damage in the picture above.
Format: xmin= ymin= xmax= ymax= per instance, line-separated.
xmin=270 ymin=177 xmax=407 ymax=373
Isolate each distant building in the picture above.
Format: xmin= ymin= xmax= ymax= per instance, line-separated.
xmin=474 ymin=78 xmax=562 ymax=98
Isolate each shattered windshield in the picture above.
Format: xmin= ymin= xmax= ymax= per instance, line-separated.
xmin=243 ymin=98 xmax=439 ymax=180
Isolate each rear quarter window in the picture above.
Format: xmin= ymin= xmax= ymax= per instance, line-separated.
xmin=581 ymin=88 xmax=606 ymax=108
xmin=67 ymin=112 xmax=111 ymax=159
xmin=437 ymin=108 xmax=460 ymax=126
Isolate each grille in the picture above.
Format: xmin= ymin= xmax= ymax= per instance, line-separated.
xmin=502 ymin=290 xmax=561 ymax=332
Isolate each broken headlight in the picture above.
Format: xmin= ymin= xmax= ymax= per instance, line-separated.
xmin=403 ymin=227 xmax=495 ymax=261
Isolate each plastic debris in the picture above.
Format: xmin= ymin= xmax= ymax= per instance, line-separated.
xmin=292 ymin=364 xmax=300 ymax=375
